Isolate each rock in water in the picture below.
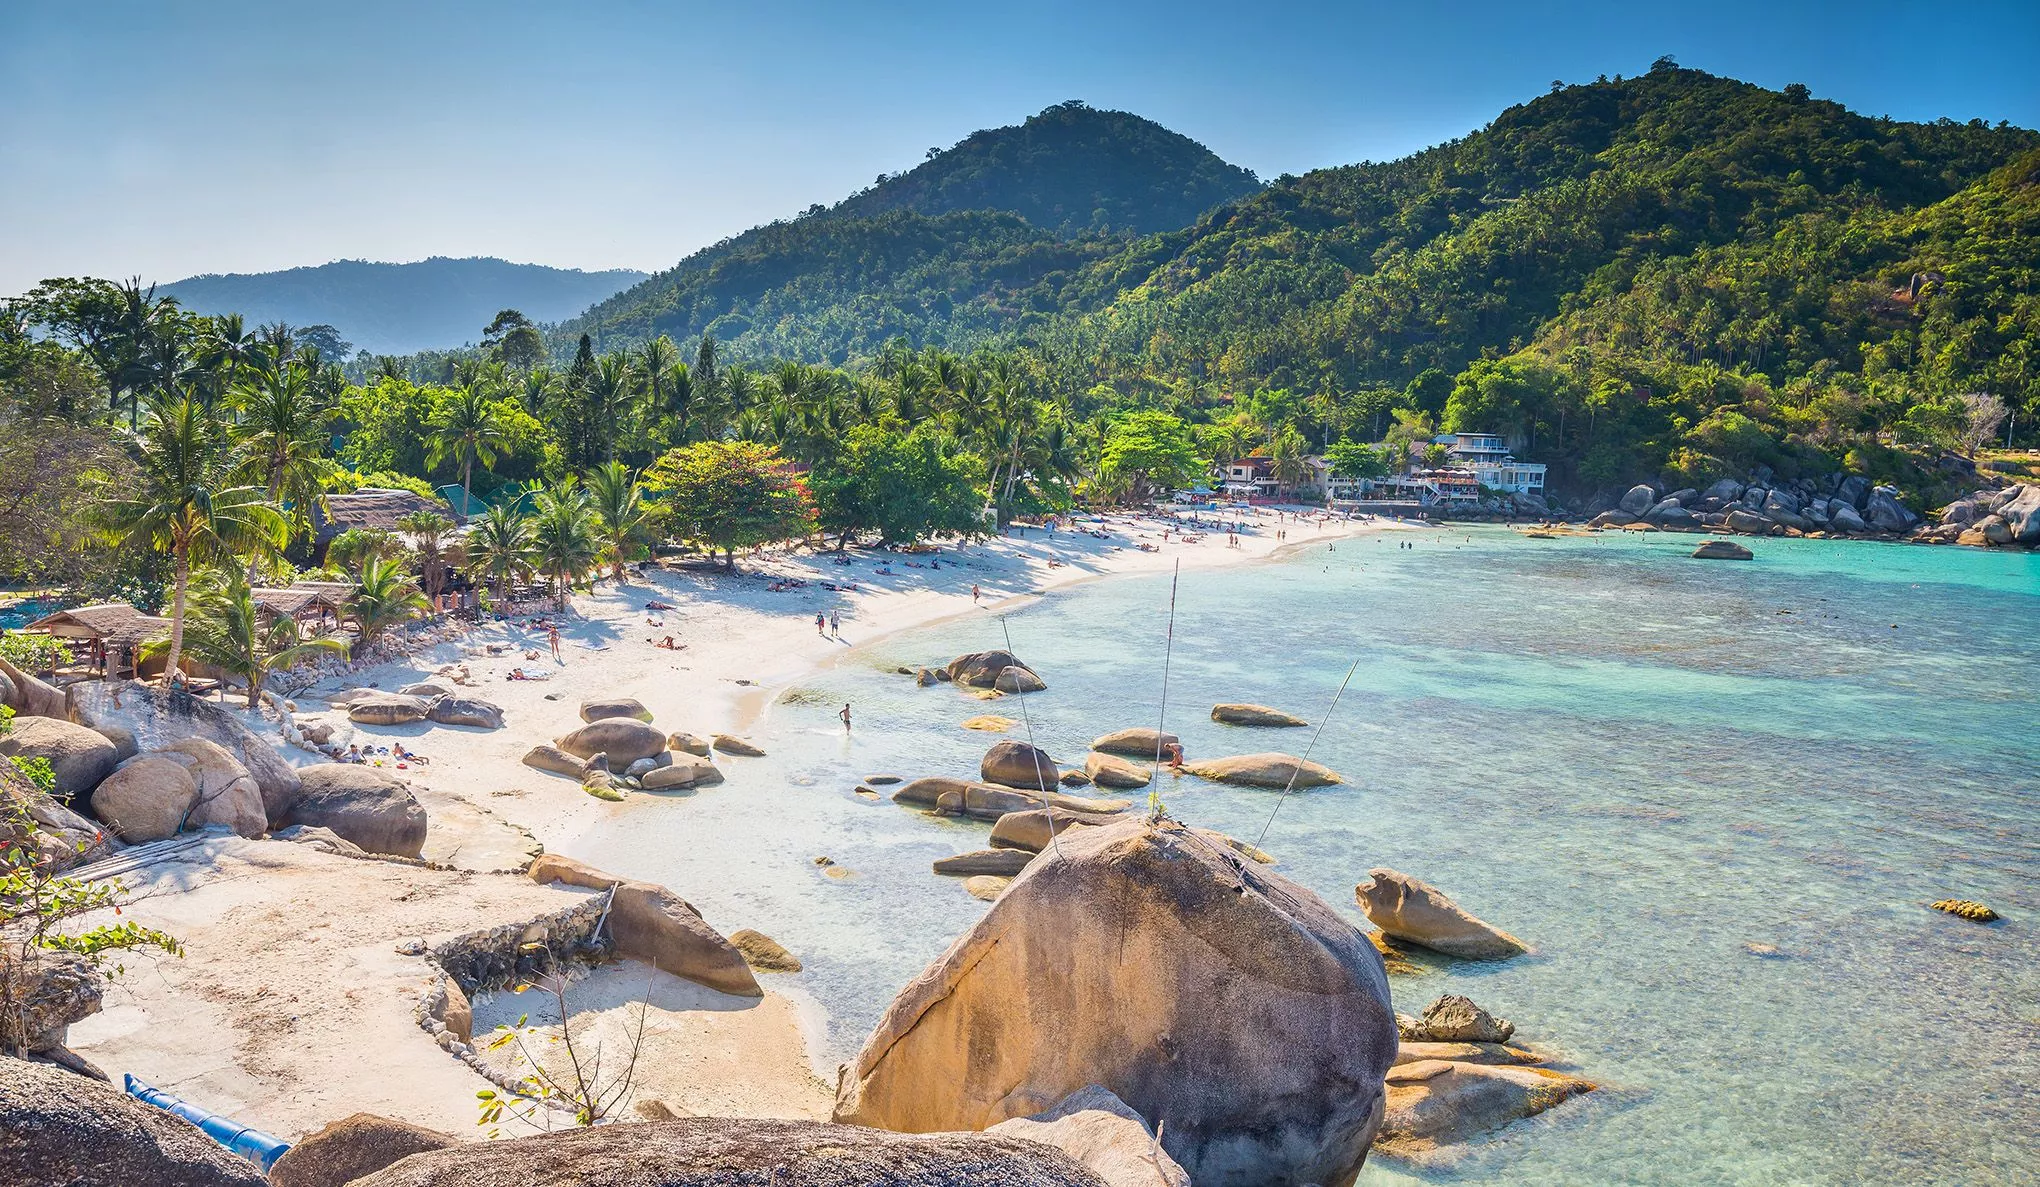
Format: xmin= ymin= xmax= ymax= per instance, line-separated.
xmin=1081 ymin=751 xmax=1151 ymax=790
xmin=528 ymin=854 xmax=760 ymax=997
xmin=982 ymin=740 xmax=1059 ymax=790
xmin=1356 ymin=868 xmax=1528 ymax=960
xmin=964 ymin=875 xmax=1012 ymax=901
xmin=269 ymin=1113 xmax=457 ymax=1187
xmin=0 ymin=1055 xmax=268 ymax=1185
xmin=833 ymin=818 xmax=1399 ymax=1187
xmin=1691 ymin=539 xmax=1754 ymax=560
xmin=580 ymin=697 xmax=653 ymax=723
xmin=88 ymin=755 xmax=198 ymax=842
xmin=1089 ymin=727 xmax=1177 ymax=757
xmin=344 ymin=1117 xmax=1108 ymax=1187
xmin=1210 ymin=703 xmax=1309 ymax=727
xmin=988 ymin=808 xmax=1119 ymax=853
xmin=994 ymin=666 xmax=1047 ymax=694
xmin=668 ymin=731 xmax=712 ymax=757
xmin=640 ymin=755 xmax=724 ymax=790
xmin=556 ymin=719 xmax=667 ymax=765
xmin=988 ymin=1084 xmax=1192 ymax=1187
xmin=1930 ymin=898 xmax=1999 ymax=923
xmin=1181 ymin=752 xmax=1340 ymax=788
xmin=933 ymin=849 xmax=1035 ymax=877
xmin=711 ymin=733 xmax=766 ymax=757
xmin=67 ymin=680 xmax=301 ymax=826
xmin=0 ymin=717 xmax=117 ymax=796
xmin=961 ymin=715 xmax=1017 ymax=732
xmin=287 ymin=764 xmax=428 ymax=857
xmin=729 ymin=928 xmax=802 ymax=972
xmin=1376 ymin=1062 xmax=1593 ymax=1158
xmin=1398 ymin=995 xmax=1515 ymax=1043
xmin=521 ymin=744 xmax=587 ymax=777
xmin=947 ymin=649 xmax=1041 ymax=690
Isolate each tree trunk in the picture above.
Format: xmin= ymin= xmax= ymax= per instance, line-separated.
xmin=462 ymin=457 xmax=473 ymax=516
xmin=162 ymin=547 xmax=191 ymax=691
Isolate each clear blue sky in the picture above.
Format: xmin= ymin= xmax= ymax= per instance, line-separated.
xmin=3 ymin=0 xmax=2035 ymax=295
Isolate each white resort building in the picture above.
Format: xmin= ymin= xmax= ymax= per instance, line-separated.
xmin=1440 ymin=433 xmax=1547 ymax=495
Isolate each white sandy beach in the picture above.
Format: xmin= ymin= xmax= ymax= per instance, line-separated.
xmin=70 ymin=506 xmax=1421 ymax=1140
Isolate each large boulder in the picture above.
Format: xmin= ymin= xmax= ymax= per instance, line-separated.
xmin=520 ymin=744 xmax=587 ymax=778
xmin=0 ymin=1055 xmax=268 ymax=1186
xmin=988 ymin=1084 xmax=1191 ymax=1187
xmin=1691 ymin=539 xmax=1753 ymax=560
xmin=580 ymin=697 xmax=653 ymax=723
xmin=1700 ymin=478 xmax=1745 ymax=506
xmin=1723 ymin=509 xmax=1775 ymax=535
xmin=426 ymin=696 xmax=503 ymax=729
xmin=157 ymin=738 xmax=266 ymax=838
xmin=833 ymin=819 xmax=1399 ymax=1187
xmin=345 ymin=692 xmax=432 ymax=726
xmin=1356 ymin=869 xmax=1527 ymax=960
xmin=0 ymin=950 xmax=102 ymax=1056
xmin=711 ymin=734 xmax=766 ymax=757
xmin=995 ymin=666 xmax=1048 ymax=694
xmin=1089 ymin=728 xmax=1177 ymax=758
xmin=1835 ymin=474 xmax=1871 ymax=508
xmin=1864 ymin=487 xmax=1919 ymax=532
xmin=1082 ymin=752 xmax=1152 ymax=790
xmin=641 ymin=755 xmax=725 ymax=791
xmin=983 ymin=741 xmax=1059 ymax=791
xmin=67 ymin=681 xmax=301 ymax=825
xmin=1211 ymin=703 xmax=1308 ymax=727
xmin=0 ymin=716 xmax=117 ymax=796
xmin=91 ymin=755 xmax=201 ymax=843
xmin=528 ymin=854 xmax=759 ymax=997
xmin=1375 ymin=1061 xmax=1594 ymax=1158
xmin=2000 ymin=483 xmax=2040 ymax=543
xmin=346 ymin=1117 xmax=1108 ymax=1187
xmin=286 ymin=764 xmax=428 ymax=857
xmin=989 ymin=808 xmax=1119 ymax=853
xmin=555 ymin=718 xmax=667 ymax=766
xmin=1828 ymin=501 xmax=1869 ymax=533
xmin=0 ymin=655 xmax=67 ymax=719
xmin=1617 ymin=484 xmax=1656 ymax=515
xmin=1181 ymin=752 xmax=1340 ymax=788
xmin=948 ymin=650 xmax=1041 ymax=691
xmin=268 ymin=1113 xmax=457 ymax=1187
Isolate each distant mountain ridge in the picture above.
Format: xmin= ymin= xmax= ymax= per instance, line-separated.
xmin=163 ymin=257 xmax=647 ymax=356
xmin=560 ymin=103 xmax=1261 ymax=360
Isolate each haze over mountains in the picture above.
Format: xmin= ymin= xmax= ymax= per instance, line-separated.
xmin=160 ymin=257 xmax=647 ymax=356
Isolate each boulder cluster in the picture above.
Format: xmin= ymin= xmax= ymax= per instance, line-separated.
xmin=1590 ymin=472 xmax=1921 ymax=537
xmin=0 ymin=677 xmax=430 ymax=861
xmin=521 ymin=697 xmax=756 ymax=799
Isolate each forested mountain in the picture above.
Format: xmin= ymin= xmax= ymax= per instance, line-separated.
xmin=163 ymin=258 xmax=646 ymax=355
xmin=560 ymin=103 xmax=1259 ymax=360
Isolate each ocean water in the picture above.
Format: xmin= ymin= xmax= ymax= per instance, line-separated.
xmin=574 ymin=528 xmax=2039 ymax=1185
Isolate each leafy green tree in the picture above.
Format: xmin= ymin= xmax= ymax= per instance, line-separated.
xmin=810 ymin=423 xmax=984 ymax=547
xmin=100 ymin=396 xmax=287 ymax=688
xmin=232 ymin=362 xmax=337 ymax=564
xmin=482 ymin=310 xmax=546 ymax=371
xmin=427 ymin=382 xmax=509 ymax=509
xmin=643 ymin=441 xmax=815 ymax=569
xmin=1324 ymin=440 xmax=1390 ymax=480
xmin=325 ymin=527 xmax=408 ymax=575
xmin=530 ymin=478 xmax=601 ymax=610
xmin=149 ymin=570 xmax=347 ymax=708
xmin=1098 ymin=410 xmax=1203 ymax=503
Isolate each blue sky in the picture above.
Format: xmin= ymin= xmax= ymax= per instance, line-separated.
xmin=3 ymin=0 xmax=2035 ymax=294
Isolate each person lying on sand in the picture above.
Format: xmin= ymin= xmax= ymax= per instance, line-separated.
xmin=393 ymin=742 xmax=428 ymax=765
xmin=652 ymin=635 xmax=683 ymax=650
xmin=645 ymin=599 xmax=675 ymax=610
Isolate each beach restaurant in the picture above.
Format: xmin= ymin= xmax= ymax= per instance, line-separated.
xmin=19 ymin=602 xmax=173 ymax=681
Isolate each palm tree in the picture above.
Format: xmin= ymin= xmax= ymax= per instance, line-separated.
xmin=397 ymin=510 xmax=458 ymax=604
xmin=427 ymin=383 xmax=508 ymax=511
xmin=464 ymin=501 xmax=535 ymax=601
xmin=587 ymin=355 xmax=634 ymax=463
xmin=638 ymin=336 xmax=679 ymax=430
xmin=204 ymin=313 xmax=259 ymax=409
xmin=1270 ymin=428 xmax=1312 ymax=495
xmin=325 ymin=527 xmax=407 ymax=575
xmin=155 ymin=570 xmax=347 ymax=708
xmin=232 ymin=362 xmax=336 ymax=574
xmin=345 ymin=555 xmax=430 ymax=648
xmin=586 ymin=461 xmax=650 ymax=582
xmin=101 ymin=396 xmax=287 ymax=689
xmin=530 ymin=479 xmax=600 ymax=611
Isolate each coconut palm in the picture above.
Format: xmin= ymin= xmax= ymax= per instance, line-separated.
xmin=464 ymin=501 xmax=536 ymax=601
xmin=396 ymin=510 xmax=458 ymax=604
xmin=345 ymin=555 xmax=430 ymax=647
xmin=232 ymin=362 xmax=337 ymax=570
xmin=101 ymin=395 xmax=288 ymax=689
xmin=586 ymin=461 xmax=651 ymax=582
xmin=427 ymin=383 xmax=508 ymax=511
xmin=530 ymin=479 xmax=600 ymax=611
xmin=325 ymin=527 xmax=407 ymax=575
xmin=154 ymin=570 xmax=348 ymax=708
xmin=587 ymin=354 xmax=635 ymax=463
xmin=1270 ymin=428 xmax=1313 ymax=495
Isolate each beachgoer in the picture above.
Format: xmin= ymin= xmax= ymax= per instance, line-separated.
xmin=345 ymin=744 xmax=364 ymax=763
xmin=547 ymin=625 xmax=562 ymax=662
xmin=656 ymin=635 xmax=679 ymax=650
xmin=1161 ymin=741 xmax=1185 ymax=769
xmin=971 ymin=584 xmax=981 ymax=602
xmin=829 ymin=609 xmax=841 ymax=638
xmin=815 ymin=612 xmax=827 ymax=636
xmin=839 ymin=703 xmax=852 ymax=731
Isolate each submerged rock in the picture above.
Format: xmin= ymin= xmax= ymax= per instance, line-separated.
xmin=1210 ymin=703 xmax=1308 ymax=727
xmin=1398 ymin=995 xmax=1515 ymax=1044
xmin=1089 ymin=727 xmax=1177 ymax=758
xmin=833 ymin=818 xmax=1399 ymax=1187
xmin=1930 ymin=898 xmax=1999 ymax=923
xmin=1376 ymin=1062 xmax=1594 ymax=1159
xmin=961 ymin=715 xmax=1017 ymax=732
xmin=1181 ymin=752 xmax=1339 ymax=788
xmin=1691 ymin=539 xmax=1753 ymax=560
xmin=964 ymin=875 xmax=1012 ymax=901
xmin=729 ymin=928 xmax=802 ymax=973
xmin=1356 ymin=868 xmax=1527 ymax=960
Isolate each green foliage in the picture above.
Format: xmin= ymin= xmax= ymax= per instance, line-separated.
xmin=7 ymin=757 xmax=54 ymax=797
xmin=345 ymin=556 xmax=429 ymax=646
xmin=643 ymin=441 xmax=816 ymax=568
xmin=1099 ymin=410 xmax=1203 ymax=501
xmin=1324 ymin=440 xmax=1391 ymax=480
xmin=529 ymin=479 xmax=601 ymax=609
xmin=0 ymin=634 xmax=66 ymax=673
xmin=809 ymin=422 xmax=986 ymax=545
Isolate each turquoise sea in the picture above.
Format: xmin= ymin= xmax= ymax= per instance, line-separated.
xmin=578 ymin=528 xmax=2039 ymax=1185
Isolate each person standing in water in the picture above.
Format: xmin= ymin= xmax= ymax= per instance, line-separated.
xmin=839 ymin=703 xmax=852 ymax=731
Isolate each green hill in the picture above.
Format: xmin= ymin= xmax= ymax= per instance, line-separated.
xmin=560 ymin=103 xmax=1260 ymax=361
xmin=163 ymin=257 xmax=647 ymax=356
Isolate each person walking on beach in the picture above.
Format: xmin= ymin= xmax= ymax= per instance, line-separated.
xmin=839 ymin=703 xmax=852 ymax=731
xmin=971 ymin=584 xmax=981 ymax=602
xmin=547 ymin=625 xmax=562 ymax=662
xmin=829 ymin=609 xmax=841 ymax=638
xmin=815 ymin=612 xmax=827 ymax=637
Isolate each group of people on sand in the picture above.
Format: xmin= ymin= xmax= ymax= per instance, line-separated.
xmin=342 ymin=741 xmax=428 ymax=768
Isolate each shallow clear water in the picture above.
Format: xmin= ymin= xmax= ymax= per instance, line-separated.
xmin=575 ymin=528 xmax=2039 ymax=1185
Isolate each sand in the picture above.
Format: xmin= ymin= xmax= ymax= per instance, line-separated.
xmin=66 ymin=507 xmax=1415 ymax=1141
